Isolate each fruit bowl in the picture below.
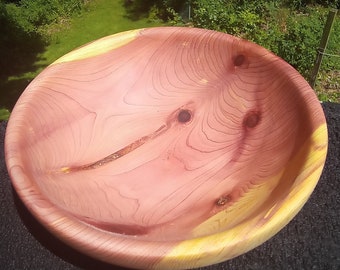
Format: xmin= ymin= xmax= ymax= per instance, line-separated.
xmin=5 ymin=27 xmax=328 ymax=269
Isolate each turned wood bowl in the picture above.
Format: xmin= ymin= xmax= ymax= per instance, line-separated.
xmin=5 ymin=27 xmax=328 ymax=269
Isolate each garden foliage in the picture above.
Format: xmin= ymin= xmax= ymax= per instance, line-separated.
xmin=183 ymin=0 xmax=339 ymax=78
xmin=3 ymin=0 xmax=85 ymax=33
xmin=1 ymin=0 xmax=339 ymax=113
xmin=127 ymin=0 xmax=339 ymax=101
xmin=0 ymin=0 xmax=87 ymax=110
xmin=1 ymin=0 xmax=86 ymax=76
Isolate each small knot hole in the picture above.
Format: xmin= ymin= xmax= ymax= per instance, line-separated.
xmin=234 ymin=54 xmax=246 ymax=66
xmin=243 ymin=111 xmax=261 ymax=128
xmin=178 ymin=110 xmax=192 ymax=123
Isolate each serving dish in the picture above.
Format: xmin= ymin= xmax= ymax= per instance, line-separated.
xmin=5 ymin=27 xmax=328 ymax=269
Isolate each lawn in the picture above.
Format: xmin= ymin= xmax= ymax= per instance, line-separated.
xmin=37 ymin=0 xmax=164 ymax=67
xmin=1 ymin=0 xmax=338 ymax=114
xmin=1 ymin=0 xmax=164 ymax=111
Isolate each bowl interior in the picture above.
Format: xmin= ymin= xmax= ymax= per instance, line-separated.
xmin=5 ymin=27 xmax=327 ymax=268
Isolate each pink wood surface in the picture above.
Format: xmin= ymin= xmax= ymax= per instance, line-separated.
xmin=5 ymin=27 xmax=327 ymax=269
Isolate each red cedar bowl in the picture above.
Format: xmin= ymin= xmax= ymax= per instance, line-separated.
xmin=5 ymin=27 xmax=328 ymax=269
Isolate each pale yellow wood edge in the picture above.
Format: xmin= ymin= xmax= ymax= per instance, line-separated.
xmin=155 ymin=123 xmax=328 ymax=270
xmin=52 ymin=29 xmax=141 ymax=65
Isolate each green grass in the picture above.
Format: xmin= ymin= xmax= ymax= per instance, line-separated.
xmin=1 ymin=0 xmax=338 ymax=119
xmin=37 ymin=0 xmax=165 ymax=70
xmin=316 ymin=70 xmax=340 ymax=103
xmin=0 ymin=0 xmax=164 ymax=116
xmin=0 ymin=108 xmax=10 ymax=121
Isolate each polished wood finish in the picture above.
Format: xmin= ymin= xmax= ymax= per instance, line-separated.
xmin=5 ymin=27 xmax=328 ymax=269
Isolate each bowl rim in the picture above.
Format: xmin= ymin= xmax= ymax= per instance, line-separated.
xmin=4 ymin=26 xmax=328 ymax=269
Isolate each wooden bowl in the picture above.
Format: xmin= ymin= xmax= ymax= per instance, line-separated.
xmin=5 ymin=27 xmax=328 ymax=269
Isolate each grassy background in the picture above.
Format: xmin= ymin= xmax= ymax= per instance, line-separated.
xmin=1 ymin=0 xmax=338 ymax=118
xmin=37 ymin=0 xmax=163 ymax=68
xmin=1 ymin=0 xmax=164 ymax=111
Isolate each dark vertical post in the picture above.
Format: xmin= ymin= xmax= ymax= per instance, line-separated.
xmin=309 ymin=9 xmax=337 ymax=89
xmin=188 ymin=0 xmax=191 ymax=21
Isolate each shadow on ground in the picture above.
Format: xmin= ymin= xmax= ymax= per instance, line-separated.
xmin=122 ymin=0 xmax=156 ymax=20
xmin=123 ymin=0 xmax=189 ymax=24
xmin=0 ymin=4 xmax=46 ymax=110
xmin=12 ymin=188 xmax=130 ymax=270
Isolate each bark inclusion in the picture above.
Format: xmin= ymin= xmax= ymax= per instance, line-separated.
xmin=61 ymin=108 xmax=193 ymax=173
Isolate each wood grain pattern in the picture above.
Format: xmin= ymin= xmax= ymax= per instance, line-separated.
xmin=5 ymin=27 xmax=328 ymax=269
